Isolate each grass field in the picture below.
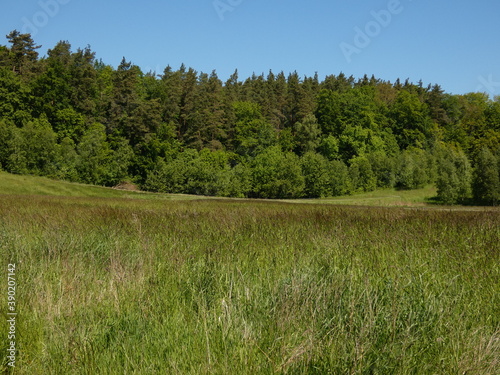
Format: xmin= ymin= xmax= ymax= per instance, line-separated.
xmin=1 ymin=173 xmax=499 ymax=374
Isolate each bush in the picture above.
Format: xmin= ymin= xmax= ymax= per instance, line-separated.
xmin=7 ymin=118 xmax=58 ymax=176
xmin=251 ymin=146 xmax=304 ymax=199
xmin=328 ymin=160 xmax=352 ymax=196
xmin=436 ymin=145 xmax=472 ymax=204
xmin=396 ymin=148 xmax=431 ymax=190
xmin=367 ymin=152 xmax=396 ymax=188
xmin=472 ymin=147 xmax=500 ymax=205
xmin=143 ymin=149 xmax=251 ymax=197
xmin=349 ymin=156 xmax=377 ymax=192
xmin=143 ymin=149 xmax=198 ymax=194
xmin=301 ymin=152 xmax=331 ymax=198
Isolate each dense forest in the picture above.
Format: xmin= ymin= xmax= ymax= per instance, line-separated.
xmin=1 ymin=31 xmax=499 ymax=204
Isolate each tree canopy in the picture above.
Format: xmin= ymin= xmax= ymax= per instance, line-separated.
xmin=0 ymin=31 xmax=499 ymax=204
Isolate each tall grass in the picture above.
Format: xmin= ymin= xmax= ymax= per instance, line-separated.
xmin=1 ymin=195 xmax=499 ymax=374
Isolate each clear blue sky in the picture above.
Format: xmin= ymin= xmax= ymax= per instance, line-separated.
xmin=1 ymin=0 xmax=499 ymax=96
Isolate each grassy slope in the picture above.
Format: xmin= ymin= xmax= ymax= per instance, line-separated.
xmin=0 ymin=172 xmax=136 ymax=198
xmin=0 ymin=172 xmax=203 ymax=201
xmin=0 ymin=171 xmax=438 ymax=207
xmin=286 ymin=186 xmax=438 ymax=207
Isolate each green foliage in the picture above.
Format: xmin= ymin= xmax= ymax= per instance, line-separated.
xmin=107 ymin=137 xmax=134 ymax=185
xmin=436 ymin=145 xmax=472 ymax=204
xmin=251 ymin=146 xmax=304 ymax=198
xmin=317 ymin=134 xmax=340 ymax=160
xmin=328 ymin=159 xmax=352 ymax=196
xmin=390 ymin=90 xmax=434 ymax=149
xmin=143 ymin=149 xmax=249 ymax=197
xmin=224 ymin=162 xmax=252 ymax=198
xmin=293 ymin=113 xmax=321 ymax=155
xmin=76 ymin=122 xmax=111 ymax=184
xmin=472 ymin=147 xmax=500 ymax=205
xmin=277 ymin=127 xmax=295 ymax=152
xmin=367 ymin=152 xmax=396 ymax=188
xmin=0 ymin=31 xmax=500 ymax=204
xmin=316 ymin=89 xmax=344 ymax=135
xmin=437 ymin=158 xmax=461 ymax=204
xmin=53 ymin=107 xmax=85 ymax=142
xmin=486 ymin=99 xmax=500 ymax=131
xmin=339 ymin=125 xmax=386 ymax=161
xmin=0 ymin=119 xmax=15 ymax=168
xmin=316 ymin=87 xmax=379 ymax=138
xmin=142 ymin=157 xmax=170 ymax=193
xmin=396 ymin=148 xmax=432 ymax=190
xmin=54 ymin=137 xmax=79 ymax=181
xmin=76 ymin=123 xmax=132 ymax=186
xmin=233 ymin=101 xmax=276 ymax=157
xmin=143 ymin=149 xmax=198 ymax=193
xmin=300 ymin=151 xmax=331 ymax=198
xmin=0 ymin=67 xmax=29 ymax=120
xmin=7 ymin=117 xmax=58 ymax=175
xmin=349 ymin=156 xmax=377 ymax=192
xmin=5 ymin=30 xmax=40 ymax=78
xmin=183 ymin=149 xmax=233 ymax=196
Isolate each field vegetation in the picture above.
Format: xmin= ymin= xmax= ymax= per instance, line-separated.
xmin=1 ymin=175 xmax=498 ymax=374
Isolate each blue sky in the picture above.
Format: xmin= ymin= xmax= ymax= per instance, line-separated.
xmin=1 ymin=0 xmax=499 ymax=96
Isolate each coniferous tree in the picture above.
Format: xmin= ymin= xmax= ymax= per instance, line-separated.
xmin=69 ymin=46 xmax=98 ymax=117
xmin=293 ymin=114 xmax=322 ymax=155
xmin=195 ymin=70 xmax=225 ymax=149
xmin=285 ymin=71 xmax=302 ymax=127
xmin=178 ymin=66 xmax=199 ymax=144
xmin=222 ymin=69 xmax=241 ymax=145
xmin=158 ymin=65 xmax=182 ymax=132
xmin=271 ymin=71 xmax=288 ymax=130
xmin=1 ymin=31 xmax=500 ymax=203
xmin=6 ymin=30 xmax=40 ymax=78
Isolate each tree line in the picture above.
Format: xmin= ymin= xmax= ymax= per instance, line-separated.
xmin=1 ymin=31 xmax=499 ymax=204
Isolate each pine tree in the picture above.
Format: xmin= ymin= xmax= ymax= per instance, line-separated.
xmin=159 ymin=65 xmax=183 ymax=128
xmin=193 ymin=70 xmax=225 ymax=149
xmin=6 ymin=30 xmax=40 ymax=78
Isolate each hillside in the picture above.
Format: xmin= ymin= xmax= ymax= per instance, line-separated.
xmin=1 ymin=32 xmax=500 ymax=204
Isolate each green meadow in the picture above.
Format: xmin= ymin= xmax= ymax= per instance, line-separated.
xmin=0 ymin=173 xmax=499 ymax=374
